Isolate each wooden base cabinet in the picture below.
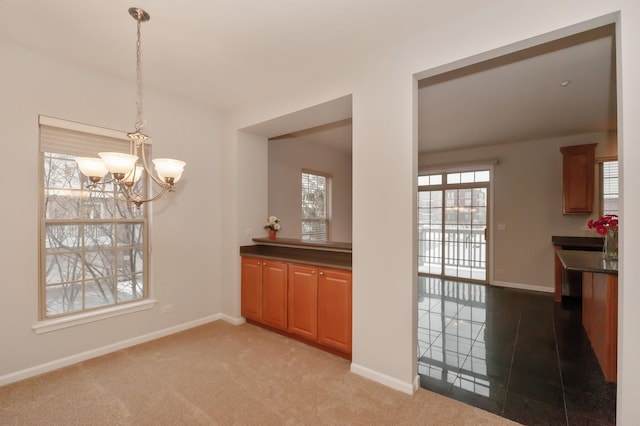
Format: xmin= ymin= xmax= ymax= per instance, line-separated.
xmin=261 ymin=260 xmax=288 ymax=330
xmin=582 ymin=271 xmax=618 ymax=382
xmin=288 ymin=264 xmax=352 ymax=354
xmin=241 ymin=257 xmax=263 ymax=322
xmin=317 ymin=268 xmax=352 ymax=354
xmin=241 ymin=257 xmax=288 ymax=331
xmin=242 ymin=256 xmax=352 ymax=356
xmin=288 ymin=264 xmax=319 ymax=341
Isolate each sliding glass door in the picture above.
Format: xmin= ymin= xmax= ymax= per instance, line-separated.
xmin=418 ymin=170 xmax=489 ymax=282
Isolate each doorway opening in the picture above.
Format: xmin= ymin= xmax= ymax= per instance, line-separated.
xmin=414 ymin=16 xmax=619 ymax=423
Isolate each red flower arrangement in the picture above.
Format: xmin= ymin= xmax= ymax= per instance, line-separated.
xmin=587 ymin=214 xmax=619 ymax=236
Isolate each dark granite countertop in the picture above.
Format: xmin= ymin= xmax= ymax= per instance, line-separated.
xmin=251 ymin=237 xmax=351 ymax=253
xmin=552 ymin=235 xmax=604 ymax=249
xmin=240 ymin=245 xmax=352 ymax=270
xmin=556 ymin=250 xmax=618 ymax=275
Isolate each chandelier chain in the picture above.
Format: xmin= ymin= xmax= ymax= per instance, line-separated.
xmin=135 ymin=14 xmax=144 ymax=132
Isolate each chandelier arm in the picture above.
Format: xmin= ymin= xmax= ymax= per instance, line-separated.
xmin=138 ymin=137 xmax=172 ymax=187
xmin=118 ymin=184 xmax=136 ymax=204
xmin=119 ymin=181 xmax=172 ymax=207
xmin=141 ymin=185 xmax=173 ymax=203
xmin=116 ymin=183 xmax=143 ymax=206
xmin=83 ymin=174 xmax=119 ymax=189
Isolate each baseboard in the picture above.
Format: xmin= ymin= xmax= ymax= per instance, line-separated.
xmin=350 ymin=363 xmax=416 ymax=395
xmin=220 ymin=313 xmax=246 ymax=325
xmin=491 ymin=280 xmax=554 ymax=293
xmin=0 ymin=313 xmax=241 ymax=387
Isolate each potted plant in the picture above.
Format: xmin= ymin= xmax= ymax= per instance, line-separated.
xmin=264 ymin=216 xmax=282 ymax=240
xmin=588 ymin=214 xmax=619 ymax=259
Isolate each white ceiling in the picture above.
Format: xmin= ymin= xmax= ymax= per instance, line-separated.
xmin=271 ymin=26 xmax=617 ymax=154
xmin=0 ymin=0 xmax=483 ymax=111
xmin=419 ymin=25 xmax=617 ymax=153
xmin=0 ymin=1 xmax=617 ymax=153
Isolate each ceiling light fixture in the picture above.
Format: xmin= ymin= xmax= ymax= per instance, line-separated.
xmin=76 ymin=7 xmax=185 ymax=207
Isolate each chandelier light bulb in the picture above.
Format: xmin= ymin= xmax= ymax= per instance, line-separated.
xmin=76 ymin=157 xmax=108 ymax=179
xmin=98 ymin=152 xmax=139 ymax=175
xmin=153 ymin=158 xmax=186 ymax=183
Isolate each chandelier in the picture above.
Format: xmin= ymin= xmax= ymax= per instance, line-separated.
xmin=75 ymin=7 xmax=185 ymax=207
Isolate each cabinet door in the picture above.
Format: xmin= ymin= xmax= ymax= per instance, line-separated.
xmin=560 ymin=143 xmax=596 ymax=214
xmin=241 ymin=257 xmax=263 ymax=321
xmin=288 ymin=264 xmax=318 ymax=340
xmin=318 ymin=268 xmax=352 ymax=354
xmin=261 ymin=260 xmax=288 ymax=331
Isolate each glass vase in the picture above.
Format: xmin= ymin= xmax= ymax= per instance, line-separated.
xmin=603 ymin=227 xmax=618 ymax=260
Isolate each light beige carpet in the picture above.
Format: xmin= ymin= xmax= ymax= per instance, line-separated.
xmin=0 ymin=321 xmax=518 ymax=425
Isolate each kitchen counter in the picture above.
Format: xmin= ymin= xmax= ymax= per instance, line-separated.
xmin=251 ymin=237 xmax=352 ymax=253
xmin=555 ymin=250 xmax=618 ymax=275
xmin=552 ymin=236 xmax=604 ymax=302
xmin=240 ymin=244 xmax=351 ymax=270
xmin=556 ymin=250 xmax=618 ymax=382
xmin=551 ymin=235 xmax=604 ymax=249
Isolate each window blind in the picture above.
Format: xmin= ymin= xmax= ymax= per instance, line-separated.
xmin=301 ymin=170 xmax=330 ymax=241
xmin=39 ymin=116 xmax=131 ymax=157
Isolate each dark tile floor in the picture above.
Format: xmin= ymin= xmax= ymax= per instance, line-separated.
xmin=417 ymin=276 xmax=617 ymax=425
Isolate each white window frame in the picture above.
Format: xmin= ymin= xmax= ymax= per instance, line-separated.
xmin=599 ymin=158 xmax=619 ymax=217
xmin=35 ymin=116 xmax=155 ymax=333
xmin=301 ymin=169 xmax=331 ymax=241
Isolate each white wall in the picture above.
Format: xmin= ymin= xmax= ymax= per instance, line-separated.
xmin=617 ymin=2 xmax=640 ymax=423
xmin=419 ymin=131 xmax=615 ymax=292
xmin=222 ymin=1 xmax=640 ymax=422
xmin=0 ymin=41 xmax=222 ymax=380
xmin=268 ymin=138 xmax=352 ymax=242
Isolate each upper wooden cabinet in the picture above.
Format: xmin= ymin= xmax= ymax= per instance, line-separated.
xmin=560 ymin=143 xmax=597 ymax=214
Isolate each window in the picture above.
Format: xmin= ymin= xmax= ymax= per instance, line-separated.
xmin=301 ymin=170 xmax=331 ymax=241
xmin=601 ymin=160 xmax=619 ymax=216
xmin=418 ymin=169 xmax=490 ymax=281
xmin=39 ymin=117 xmax=148 ymax=320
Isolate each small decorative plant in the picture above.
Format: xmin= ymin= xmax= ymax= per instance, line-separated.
xmin=264 ymin=216 xmax=282 ymax=232
xmin=588 ymin=214 xmax=619 ymax=259
xmin=587 ymin=214 xmax=619 ymax=236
